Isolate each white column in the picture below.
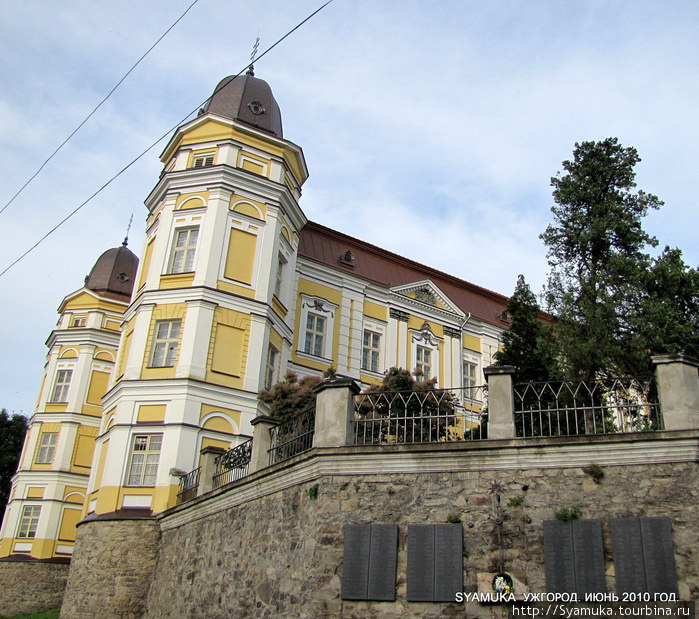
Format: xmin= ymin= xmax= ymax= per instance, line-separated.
xmin=176 ymin=299 xmax=217 ymax=380
xmin=196 ymin=186 xmax=231 ymax=288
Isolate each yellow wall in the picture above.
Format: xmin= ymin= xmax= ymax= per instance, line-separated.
xmin=206 ymin=308 xmax=250 ymax=388
xmin=463 ymin=333 xmax=481 ymax=352
xmin=138 ymin=237 xmax=155 ymax=291
xmin=223 ymin=228 xmax=257 ymax=285
xmin=137 ymin=404 xmax=166 ymax=423
xmin=71 ymin=427 xmax=97 ymax=471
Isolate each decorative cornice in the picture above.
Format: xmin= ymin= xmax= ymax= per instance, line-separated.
xmin=389 ymin=308 xmax=410 ymax=322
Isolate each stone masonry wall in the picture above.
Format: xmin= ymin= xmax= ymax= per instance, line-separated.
xmin=60 ymin=518 xmax=160 ymax=619
xmin=0 ymin=559 xmax=69 ymax=616
xmin=146 ymin=459 xmax=698 ymax=618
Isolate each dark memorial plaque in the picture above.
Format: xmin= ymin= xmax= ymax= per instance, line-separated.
xmin=543 ymin=520 xmax=577 ymax=594
xmin=611 ymin=517 xmax=647 ymax=594
xmin=342 ymin=524 xmax=371 ymax=600
xmin=641 ymin=517 xmax=678 ymax=596
xmin=434 ymin=524 xmax=463 ymax=602
xmin=367 ymin=524 xmax=398 ymax=601
xmin=407 ymin=525 xmax=435 ymax=601
xmin=572 ymin=519 xmax=606 ymax=595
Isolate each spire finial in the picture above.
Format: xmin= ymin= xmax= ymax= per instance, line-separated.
xmin=123 ymin=213 xmax=133 ymax=247
xmin=247 ymin=35 xmax=260 ymax=76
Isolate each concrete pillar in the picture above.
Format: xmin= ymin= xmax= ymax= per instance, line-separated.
xmin=249 ymin=415 xmax=279 ymax=473
xmin=313 ymin=378 xmax=361 ymax=448
xmin=483 ymin=365 xmax=516 ymax=439
xmin=652 ymin=353 xmax=699 ymax=430
xmin=197 ymin=446 xmax=226 ymax=496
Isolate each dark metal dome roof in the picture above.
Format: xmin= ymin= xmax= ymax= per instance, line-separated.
xmin=202 ymin=71 xmax=283 ymax=137
xmin=85 ymin=242 xmax=139 ymax=299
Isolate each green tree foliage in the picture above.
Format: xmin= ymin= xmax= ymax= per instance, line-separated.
xmin=355 ymin=367 xmax=457 ymax=443
xmin=1 ymin=409 xmax=28 ymax=517
xmin=494 ymin=274 xmax=558 ymax=382
xmin=633 ymin=246 xmax=699 ymax=358
xmin=541 ymin=137 xmax=663 ymax=379
xmin=257 ymin=371 xmax=323 ymax=420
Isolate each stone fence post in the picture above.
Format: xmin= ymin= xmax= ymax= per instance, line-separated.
xmin=313 ymin=378 xmax=361 ymax=448
xmin=198 ymin=446 xmax=226 ymax=496
xmin=249 ymin=415 xmax=279 ymax=473
xmin=483 ymin=365 xmax=516 ymax=439
xmin=651 ymin=353 xmax=699 ymax=431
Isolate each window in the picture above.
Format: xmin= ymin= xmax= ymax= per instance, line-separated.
xmin=192 ymin=153 xmax=214 ymax=168
xmin=362 ymin=330 xmax=381 ymax=373
xmin=126 ymin=434 xmax=162 ymax=486
xmin=274 ymin=253 xmax=286 ymax=299
xmin=17 ymin=505 xmax=41 ymax=538
xmin=51 ymin=369 xmax=72 ymax=403
xmin=416 ymin=346 xmax=432 ymax=378
xmin=265 ymin=344 xmax=279 ymax=390
xmin=298 ymin=295 xmax=337 ymax=361
xmin=304 ymin=314 xmax=326 ymax=357
xmin=168 ymin=227 xmax=199 ymax=274
xmin=150 ymin=320 xmax=181 ymax=367
xmin=70 ymin=316 xmax=87 ymax=328
xmin=463 ymin=360 xmax=477 ymax=389
xmin=35 ymin=432 xmax=58 ymax=464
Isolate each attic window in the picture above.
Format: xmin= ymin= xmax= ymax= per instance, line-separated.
xmin=339 ymin=250 xmax=355 ymax=267
xmin=498 ymin=310 xmax=511 ymax=324
xmin=192 ymin=154 xmax=215 ymax=168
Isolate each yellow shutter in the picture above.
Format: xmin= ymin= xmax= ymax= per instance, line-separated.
xmin=223 ymin=228 xmax=256 ymax=285
xmin=211 ymin=324 xmax=244 ymax=376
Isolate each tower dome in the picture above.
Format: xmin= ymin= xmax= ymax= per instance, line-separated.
xmin=202 ymin=70 xmax=283 ymax=137
xmin=84 ymin=241 xmax=139 ymax=299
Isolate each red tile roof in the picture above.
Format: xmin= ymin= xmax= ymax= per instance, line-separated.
xmin=298 ymin=221 xmax=511 ymax=328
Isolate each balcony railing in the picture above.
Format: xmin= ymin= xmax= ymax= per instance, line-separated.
xmin=213 ymin=439 xmax=253 ymax=490
xmin=513 ymin=376 xmax=661 ymax=438
xmin=176 ymin=467 xmax=200 ymax=505
xmin=268 ymin=407 xmax=316 ymax=465
xmin=353 ymin=385 xmax=488 ymax=445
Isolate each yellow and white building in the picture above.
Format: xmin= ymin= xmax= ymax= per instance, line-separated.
xmin=0 ymin=70 xmax=510 ymax=559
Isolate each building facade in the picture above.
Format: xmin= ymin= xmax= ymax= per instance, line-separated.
xmin=0 ymin=70 xmax=509 ymax=560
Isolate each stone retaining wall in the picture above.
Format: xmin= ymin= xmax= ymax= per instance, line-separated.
xmin=0 ymin=558 xmax=69 ymax=617
xmin=145 ymin=454 xmax=698 ymax=617
xmin=60 ymin=517 xmax=160 ymax=619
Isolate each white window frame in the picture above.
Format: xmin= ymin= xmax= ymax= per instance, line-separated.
xmin=70 ymin=315 xmax=87 ymax=328
xmin=274 ymin=252 xmax=287 ymax=300
xmin=17 ymin=505 xmax=41 ymax=539
xmin=264 ymin=344 xmax=279 ymax=390
xmin=361 ymin=319 xmax=386 ymax=375
xmin=168 ymin=226 xmax=199 ymax=274
xmin=192 ymin=152 xmax=215 ymax=168
xmin=126 ymin=434 xmax=163 ymax=486
xmin=149 ymin=319 xmax=181 ymax=368
xmin=298 ymin=295 xmax=337 ymax=362
xmin=35 ymin=431 xmax=58 ymax=464
xmin=462 ymin=352 xmax=482 ymax=403
xmin=51 ymin=369 xmax=73 ymax=403
xmin=411 ymin=322 xmax=441 ymax=382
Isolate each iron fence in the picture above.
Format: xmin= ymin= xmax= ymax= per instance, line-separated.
xmin=353 ymin=385 xmax=488 ymax=445
xmin=513 ymin=376 xmax=661 ymax=438
xmin=268 ymin=407 xmax=316 ymax=465
xmin=176 ymin=466 xmax=200 ymax=504
xmin=213 ymin=439 xmax=253 ymax=489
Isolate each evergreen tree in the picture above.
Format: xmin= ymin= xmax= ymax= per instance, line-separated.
xmin=541 ymin=138 xmax=662 ymax=379
xmin=0 ymin=409 xmax=28 ymax=518
xmin=494 ymin=274 xmax=558 ymax=383
xmin=634 ymin=246 xmax=699 ymax=358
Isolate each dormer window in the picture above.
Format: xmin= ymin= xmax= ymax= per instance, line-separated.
xmin=192 ymin=154 xmax=215 ymax=168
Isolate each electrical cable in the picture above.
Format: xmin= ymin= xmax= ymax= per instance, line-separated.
xmin=0 ymin=0 xmax=335 ymax=279
xmin=0 ymin=0 xmax=200 ymax=217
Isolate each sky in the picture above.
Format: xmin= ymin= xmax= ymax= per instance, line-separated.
xmin=1 ymin=0 xmax=697 ymax=415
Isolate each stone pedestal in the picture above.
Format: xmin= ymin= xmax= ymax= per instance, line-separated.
xmin=652 ymin=353 xmax=699 ymax=431
xmin=483 ymin=365 xmax=516 ymax=439
xmin=249 ymin=415 xmax=279 ymax=473
xmin=313 ymin=378 xmax=361 ymax=448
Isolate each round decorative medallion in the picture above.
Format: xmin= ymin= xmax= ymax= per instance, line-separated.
xmin=248 ymin=101 xmax=266 ymax=115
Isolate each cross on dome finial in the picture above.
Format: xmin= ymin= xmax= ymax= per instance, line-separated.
xmin=123 ymin=213 xmax=134 ymax=247
xmin=247 ymin=35 xmax=260 ymax=76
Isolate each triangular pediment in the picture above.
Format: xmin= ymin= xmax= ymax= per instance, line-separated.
xmin=390 ymin=280 xmax=465 ymax=319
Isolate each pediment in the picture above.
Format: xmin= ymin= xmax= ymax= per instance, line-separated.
xmin=390 ymin=280 xmax=465 ymax=319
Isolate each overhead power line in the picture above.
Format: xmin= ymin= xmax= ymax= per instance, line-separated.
xmin=0 ymin=0 xmax=335 ymax=280
xmin=0 ymin=0 xmax=201 ymax=217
